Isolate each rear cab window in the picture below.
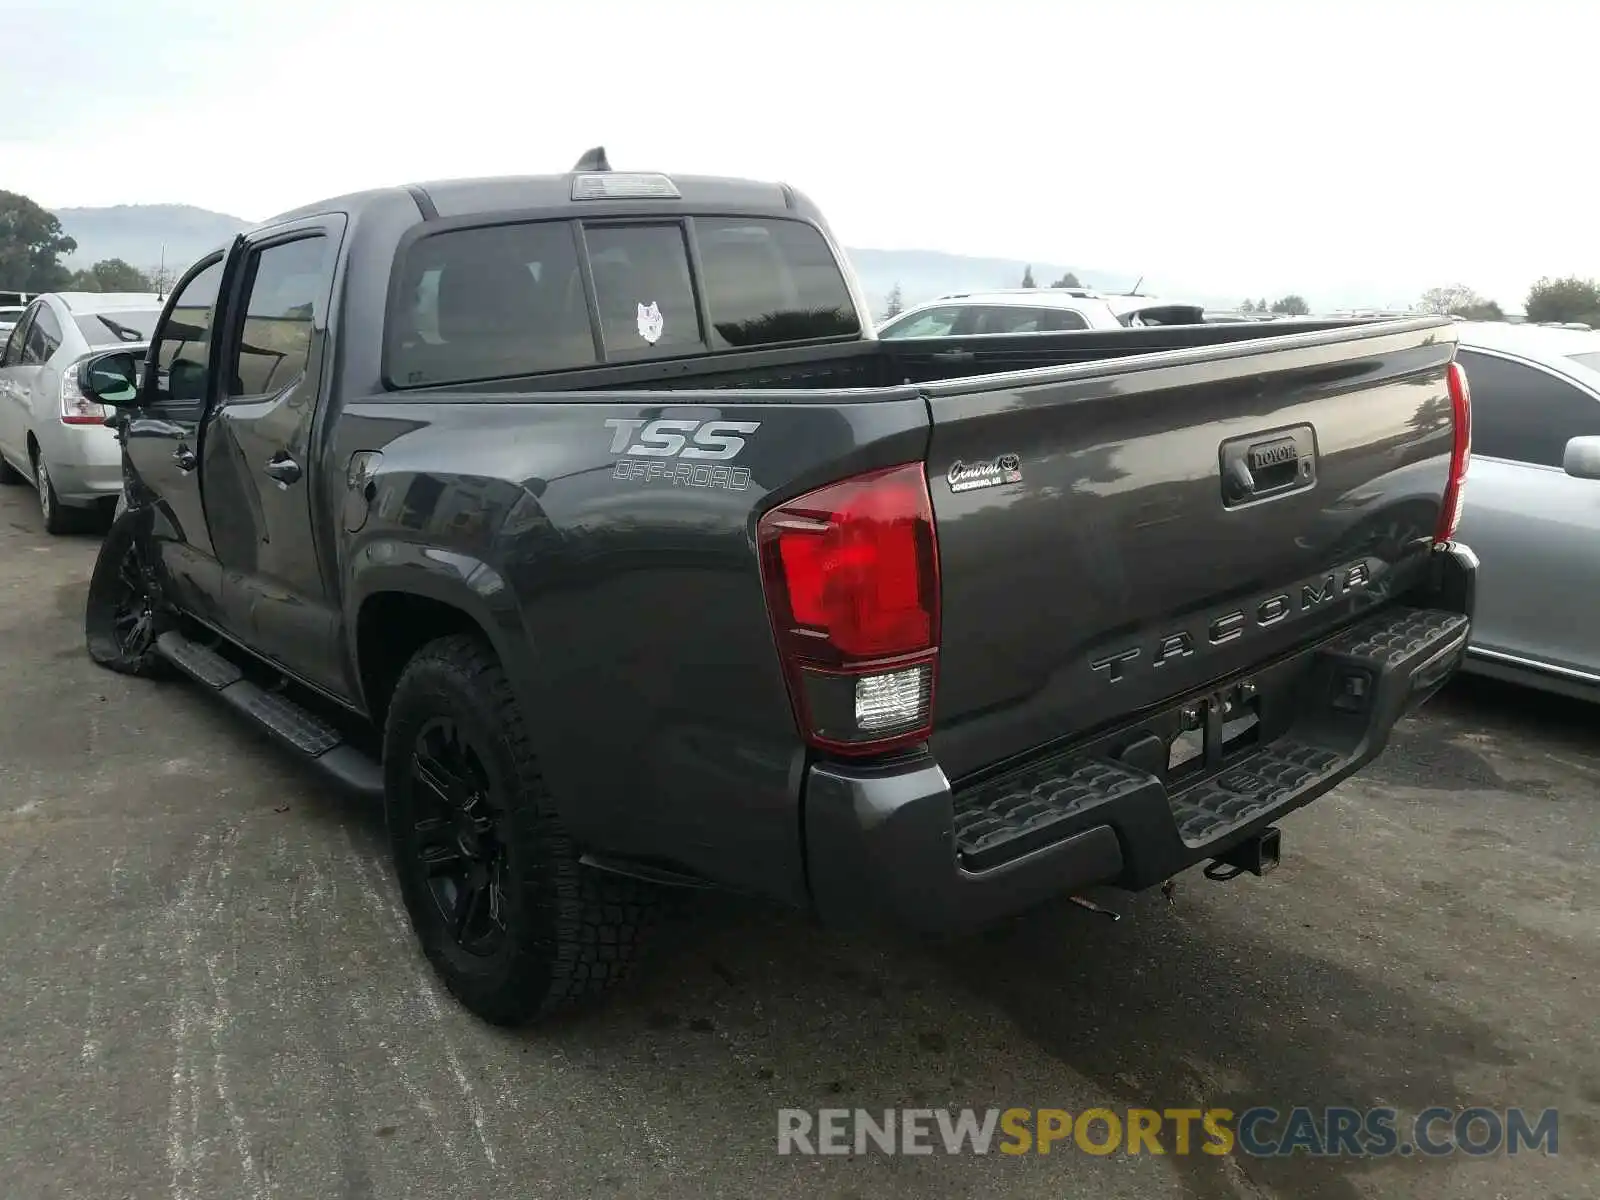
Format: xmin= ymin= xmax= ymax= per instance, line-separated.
xmin=585 ymin=223 xmax=703 ymax=357
xmin=694 ymin=217 xmax=858 ymax=346
xmin=386 ymin=215 xmax=860 ymax=388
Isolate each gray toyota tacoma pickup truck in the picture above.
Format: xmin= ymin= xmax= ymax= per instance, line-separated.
xmin=76 ymin=149 xmax=1477 ymax=1025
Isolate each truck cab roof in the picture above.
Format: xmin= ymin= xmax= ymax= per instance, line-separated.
xmin=257 ymin=148 xmax=819 ymax=229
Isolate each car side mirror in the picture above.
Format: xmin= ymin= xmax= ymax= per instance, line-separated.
xmin=77 ymin=350 xmax=142 ymax=408
xmin=1562 ymin=435 xmax=1600 ymax=481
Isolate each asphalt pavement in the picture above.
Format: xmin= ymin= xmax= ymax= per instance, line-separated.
xmin=1 ymin=481 xmax=1595 ymax=1200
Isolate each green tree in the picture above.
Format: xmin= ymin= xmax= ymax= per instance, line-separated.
xmin=1419 ymin=284 xmax=1502 ymax=320
xmin=1270 ymin=294 xmax=1310 ymax=316
xmin=1456 ymin=299 xmax=1505 ymax=321
xmin=1525 ymin=276 xmax=1600 ymax=324
xmin=881 ymin=281 xmax=905 ymax=321
xmin=0 ymin=190 xmax=77 ymax=290
xmin=1020 ymin=265 xmax=1036 ymax=288
xmin=1240 ymin=298 xmax=1257 ymax=312
xmin=1256 ymin=297 xmax=1268 ymax=312
xmin=67 ymin=258 xmax=156 ymax=293
xmin=1050 ymin=271 xmax=1081 ymax=289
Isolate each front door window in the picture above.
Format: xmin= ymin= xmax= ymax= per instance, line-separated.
xmin=149 ymin=257 xmax=226 ymax=420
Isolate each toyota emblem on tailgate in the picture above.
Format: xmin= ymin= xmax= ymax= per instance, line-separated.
xmin=1247 ymin=438 xmax=1299 ymax=471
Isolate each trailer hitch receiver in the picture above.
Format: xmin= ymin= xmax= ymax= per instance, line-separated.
xmin=1204 ymin=826 xmax=1282 ymax=881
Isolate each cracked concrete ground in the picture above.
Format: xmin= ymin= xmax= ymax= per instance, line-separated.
xmin=0 ymin=481 xmax=1595 ymax=1200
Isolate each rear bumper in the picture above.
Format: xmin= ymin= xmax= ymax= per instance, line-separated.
xmin=37 ymin=421 xmax=123 ymax=505
xmin=803 ymin=542 xmax=1476 ymax=935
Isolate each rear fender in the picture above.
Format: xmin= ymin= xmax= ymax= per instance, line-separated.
xmin=343 ymin=545 xmax=562 ymax=785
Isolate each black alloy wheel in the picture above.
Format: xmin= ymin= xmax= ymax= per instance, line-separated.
xmin=84 ymin=509 xmax=171 ymax=677
xmin=109 ymin=536 xmax=158 ymax=662
xmin=382 ymin=634 xmax=659 ymax=1025
xmin=408 ymin=717 xmax=509 ymax=957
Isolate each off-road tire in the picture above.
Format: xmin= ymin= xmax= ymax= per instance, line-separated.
xmin=83 ymin=507 xmax=173 ymax=677
xmin=383 ymin=633 xmax=658 ymax=1025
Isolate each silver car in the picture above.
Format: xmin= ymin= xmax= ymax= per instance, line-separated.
xmin=875 ymin=288 xmax=1208 ymax=337
xmin=1452 ymin=321 xmax=1600 ymax=700
xmin=0 ymin=292 xmax=163 ymax=533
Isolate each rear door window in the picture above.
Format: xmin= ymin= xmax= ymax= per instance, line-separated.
xmin=972 ymin=305 xmax=1078 ymax=334
xmin=881 ymin=306 xmax=964 ymax=339
xmin=964 ymin=305 xmax=1089 ymax=334
xmin=1 ymin=308 xmax=33 ymax=366
xmin=227 ymin=234 xmax=335 ymax=398
xmin=1038 ymin=307 xmax=1090 ymax=331
xmin=1457 ymin=349 xmax=1600 ymax=467
xmin=24 ymin=304 xmax=63 ymax=363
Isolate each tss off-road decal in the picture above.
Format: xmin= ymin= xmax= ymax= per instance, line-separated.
xmin=605 ymin=417 xmax=762 ymax=491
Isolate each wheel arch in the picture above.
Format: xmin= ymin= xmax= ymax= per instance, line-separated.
xmin=347 ymin=553 xmax=537 ymax=734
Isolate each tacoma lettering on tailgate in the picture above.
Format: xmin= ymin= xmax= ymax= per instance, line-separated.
xmin=1090 ymin=560 xmax=1374 ymax=683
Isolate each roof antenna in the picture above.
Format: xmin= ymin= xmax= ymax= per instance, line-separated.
xmin=1125 ymin=275 xmax=1144 ymax=296
xmin=572 ymin=146 xmax=611 ymax=172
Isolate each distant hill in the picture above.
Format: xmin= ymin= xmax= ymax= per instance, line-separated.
xmin=52 ymin=205 xmax=251 ymax=275
xmin=42 ymin=203 xmax=1251 ymax=315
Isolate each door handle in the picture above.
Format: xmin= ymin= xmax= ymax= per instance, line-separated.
xmin=172 ymin=445 xmax=197 ymax=471
xmin=264 ymin=454 xmax=302 ymax=485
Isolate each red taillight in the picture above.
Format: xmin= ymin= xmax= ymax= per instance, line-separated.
xmin=758 ymin=462 xmax=940 ymax=755
xmin=60 ymin=368 xmax=108 ymax=426
xmin=1436 ymin=359 xmax=1473 ymax=543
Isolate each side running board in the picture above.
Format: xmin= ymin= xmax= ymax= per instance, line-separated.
xmin=156 ymin=630 xmax=384 ymax=800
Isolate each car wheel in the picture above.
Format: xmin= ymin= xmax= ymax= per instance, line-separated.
xmin=83 ymin=509 xmax=172 ymax=677
xmin=33 ymin=455 xmax=85 ymax=536
xmin=383 ymin=633 xmax=658 ymax=1025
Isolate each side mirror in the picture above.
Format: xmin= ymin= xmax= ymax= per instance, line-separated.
xmin=1562 ymin=435 xmax=1600 ymax=481
xmin=77 ymin=350 xmax=142 ymax=408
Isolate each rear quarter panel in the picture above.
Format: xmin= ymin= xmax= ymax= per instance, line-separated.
xmin=333 ymin=388 xmax=929 ymax=902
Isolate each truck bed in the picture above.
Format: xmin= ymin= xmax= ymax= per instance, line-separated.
xmin=400 ymin=317 xmax=1397 ymax=396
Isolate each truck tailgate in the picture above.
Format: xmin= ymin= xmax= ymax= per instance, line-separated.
xmin=921 ymin=319 xmax=1459 ymax=781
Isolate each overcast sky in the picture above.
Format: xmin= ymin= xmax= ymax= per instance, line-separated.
xmin=4 ymin=0 xmax=1592 ymax=308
